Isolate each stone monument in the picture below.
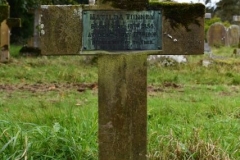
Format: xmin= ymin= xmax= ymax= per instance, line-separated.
xmin=38 ymin=1 xmax=205 ymax=159
xmin=207 ymin=22 xmax=227 ymax=47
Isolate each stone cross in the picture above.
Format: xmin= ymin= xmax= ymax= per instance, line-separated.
xmin=39 ymin=1 xmax=205 ymax=159
xmin=0 ymin=4 xmax=21 ymax=62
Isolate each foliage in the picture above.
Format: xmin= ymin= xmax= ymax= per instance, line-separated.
xmin=0 ymin=0 xmax=7 ymax=4
xmin=214 ymin=0 xmax=240 ymax=23
xmin=0 ymin=45 xmax=240 ymax=159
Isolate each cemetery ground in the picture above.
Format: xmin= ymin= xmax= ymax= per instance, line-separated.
xmin=0 ymin=45 xmax=240 ymax=159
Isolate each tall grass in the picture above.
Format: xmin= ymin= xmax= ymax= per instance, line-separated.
xmin=1 ymin=45 xmax=240 ymax=159
xmin=0 ymin=89 xmax=98 ymax=159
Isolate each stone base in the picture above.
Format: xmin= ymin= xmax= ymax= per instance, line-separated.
xmin=0 ymin=50 xmax=10 ymax=62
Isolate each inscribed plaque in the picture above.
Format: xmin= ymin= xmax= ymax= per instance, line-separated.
xmin=83 ymin=10 xmax=162 ymax=51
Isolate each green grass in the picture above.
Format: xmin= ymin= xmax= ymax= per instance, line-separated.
xmin=0 ymin=45 xmax=240 ymax=159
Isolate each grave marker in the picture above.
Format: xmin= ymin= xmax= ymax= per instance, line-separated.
xmin=233 ymin=15 xmax=240 ymax=23
xmin=205 ymin=12 xmax=211 ymax=19
xmin=82 ymin=10 xmax=162 ymax=51
xmin=207 ymin=22 xmax=227 ymax=47
xmin=39 ymin=1 xmax=205 ymax=159
xmin=0 ymin=4 xmax=21 ymax=62
xmin=227 ymin=25 xmax=240 ymax=47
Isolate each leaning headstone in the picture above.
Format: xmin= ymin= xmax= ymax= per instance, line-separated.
xmin=207 ymin=22 xmax=227 ymax=47
xmin=227 ymin=25 xmax=240 ymax=46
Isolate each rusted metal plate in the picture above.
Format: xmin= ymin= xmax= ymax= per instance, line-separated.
xmin=83 ymin=10 xmax=162 ymax=51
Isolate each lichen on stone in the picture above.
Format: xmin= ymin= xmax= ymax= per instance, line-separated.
xmin=40 ymin=5 xmax=83 ymax=55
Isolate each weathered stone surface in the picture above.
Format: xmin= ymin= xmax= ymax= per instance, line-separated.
xmin=227 ymin=25 xmax=240 ymax=46
xmin=0 ymin=20 xmax=10 ymax=62
xmin=161 ymin=16 xmax=204 ymax=55
xmin=0 ymin=5 xmax=9 ymax=62
xmin=207 ymin=22 xmax=227 ymax=47
xmin=40 ymin=5 xmax=83 ymax=55
xmin=39 ymin=3 xmax=204 ymax=55
xmin=1 ymin=20 xmax=9 ymax=47
xmin=0 ymin=5 xmax=21 ymax=62
xmin=98 ymin=54 xmax=147 ymax=160
xmin=148 ymin=3 xmax=205 ymax=55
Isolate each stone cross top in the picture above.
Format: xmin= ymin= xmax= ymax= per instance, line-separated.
xmin=39 ymin=0 xmax=205 ymax=159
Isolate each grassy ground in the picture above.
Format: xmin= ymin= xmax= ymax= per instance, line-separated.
xmin=0 ymin=46 xmax=240 ymax=159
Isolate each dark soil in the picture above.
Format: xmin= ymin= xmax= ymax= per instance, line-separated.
xmin=0 ymin=82 xmax=182 ymax=94
xmin=0 ymin=83 xmax=98 ymax=93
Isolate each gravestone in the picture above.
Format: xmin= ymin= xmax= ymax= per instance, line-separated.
xmin=205 ymin=13 xmax=211 ymax=19
xmin=39 ymin=1 xmax=205 ymax=159
xmin=233 ymin=15 xmax=240 ymax=23
xmin=204 ymin=41 xmax=211 ymax=53
xmin=227 ymin=25 xmax=240 ymax=47
xmin=0 ymin=4 xmax=21 ymax=62
xmin=207 ymin=22 xmax=227 ymax=47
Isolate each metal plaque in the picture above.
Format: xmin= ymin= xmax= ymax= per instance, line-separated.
xmin=83 ymin=10 xmax=162 ymax=51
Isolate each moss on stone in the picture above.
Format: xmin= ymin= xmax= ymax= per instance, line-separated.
xmin=40 ymin=5 xmax=83 ymax=55
xmin=0 ymin=5 xmax=9 ymax=23
xmin=148 ymin=2 xmax=205 ymax=31
xmin=98 ymin=1 xmax=204 ymax=31
xmin=100 ymin=0 xmax=148 ymax=10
